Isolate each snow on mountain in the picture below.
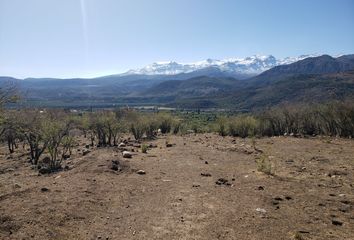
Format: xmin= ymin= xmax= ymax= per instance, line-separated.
xmin=123 ymin=54 xmax=320 ymax=76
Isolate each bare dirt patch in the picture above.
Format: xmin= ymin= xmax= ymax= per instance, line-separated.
xmin=0 ymin=134 xmax=353 ymax=239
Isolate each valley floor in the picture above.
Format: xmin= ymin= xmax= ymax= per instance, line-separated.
xmin=0 ymin=134 xmax=353 ymax=240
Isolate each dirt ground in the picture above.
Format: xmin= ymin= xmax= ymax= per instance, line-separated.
xmin=0 ymin=134 xmax=353 ymax=240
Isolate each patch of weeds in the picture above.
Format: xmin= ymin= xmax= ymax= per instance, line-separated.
xmin=256 ymin=152 xmax=274 ymax=175
xmin=293 ymin=232 xmax=305 ymax=240
xmin=251 ymin=136 xmax=256 ymax=149
xmin=141 ymin=144 xmax=148 ymax=153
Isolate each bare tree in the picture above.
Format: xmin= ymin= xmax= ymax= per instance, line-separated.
xmin=17 ymin=110 xmax=49 ymax=165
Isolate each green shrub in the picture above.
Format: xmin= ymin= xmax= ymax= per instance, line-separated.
xmin=216 ymin=117 xmax=228 ymax=136
xmin=228 ymin=116 xmax=259 ymax=138
xmin=172 ymin=121 xmax=181 ymax=134
xmin=125 ymin=111 xmax=146 ymax=140
xmin=144 ymin=116 xmax=158 ymax=139
xmin=157 ymin=113 xmax=173 ymax=134
xmin=256 ymin=153 xmax=273 ymax=175
xmin=42 ymin=116 xmax=72 ymax=171
xmin=141 ymin=144 xmax=148 ymax=153
xmin=256 ymin=102 xmax=354 ymax=138
xmin=130 ymin=121 xmax=145 ymax=140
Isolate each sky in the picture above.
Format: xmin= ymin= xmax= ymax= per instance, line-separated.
xmin=0 ymin=0 xmax=353 ymax=79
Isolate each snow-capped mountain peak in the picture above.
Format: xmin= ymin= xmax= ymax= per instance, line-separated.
xmin=123 ymin=54 xmax=319 ymax=76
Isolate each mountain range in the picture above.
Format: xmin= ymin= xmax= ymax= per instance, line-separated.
xmin=121 ymin=54 xmax=318 ymax=79
xmin=1 ymin=54 xmax=354 ymax=110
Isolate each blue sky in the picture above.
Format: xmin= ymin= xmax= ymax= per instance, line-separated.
xmin=0 ymin=0 xmax=353 ymax=78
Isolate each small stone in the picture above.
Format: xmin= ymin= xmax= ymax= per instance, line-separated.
xmin=201 ymin=173 xmax=211 ymax=177
xmin=338 ymin=206 xmax=350 ymax=213
xmin=123 ymin=151 xmax=132 ymax=158
xmin=215 ymin=178 xmax=231 ymax=186
xmin=149 ymin=143 xmax=157 ymax=148
xmin=110 ymin=160 xmax=121 ymax=171
xmin=82 ymin=149 xmax=91 ymax=156
xmin=285 ymin=159 xmax=294 ymax=164
xmin=332 ymin=219 xmax=343 ymax=226
xmin=39 ymin=167 xmax=51 ymax=174
xmin=204 ymin=161 xmax=209 ymax=164
xmin=118 ymin=143 xmax=126 ymax=147
xmin=136 ymin=170 xmax=146 ymax=175
xmin=41 ymin=187 xmax=49 ymax=192
xmin=256 ymin=208 xmax=267 ymax=213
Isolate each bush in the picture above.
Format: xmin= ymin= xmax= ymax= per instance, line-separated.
xmin=141 ymin=144 xmax=148 ymax=153
xmin=0 ymin=111 xmax=22 ymax=153
xmin=19 ymin=110 xmax=49 ymax=165
xmin=256 ymin=153 xmax=273 ymax=175
xmin=228 ymin=116 xmax=259 ymax=138
xmin=172 ymin=120 xmax=181 ymax=134
xmin=89 ymin=111 xmax=123 ymax=146
xmin=127 ymin=112 xmax=158 ymax=140
xmin=144 ymin=115 xmax=159 ymax=139
xmin=257 ymin=102 xmax=354 ymax=137
xmin=42 ymin=114 xmax=73 ymax=171
xmin=216 ymin=117 xmax=227 ymax=136
xmin=157 ymin=113 xmax=173 ymax=134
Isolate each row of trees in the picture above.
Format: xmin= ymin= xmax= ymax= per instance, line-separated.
xmin=2 ymin=103 xmax=353 ymax=168
xmin=0 ymin=109 xmax=182 ymax=172
xmin=0 ymin=110 xmax=75 ymax=169
xmin=1 ymin=88 xmax=353 ymax=174
xmin=216 ymin=102 xmax=354 ymax=138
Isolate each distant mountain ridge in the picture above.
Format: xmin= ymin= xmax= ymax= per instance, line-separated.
xmin=142 ymin=54 xmax=354 ymax=109
xmin=248 ymin=54 xmax=354 ymax=86
xmin=122 ymin=54 xmax=320 ymax=78
xmin=1 ymin=54 xmax=354 ymax=109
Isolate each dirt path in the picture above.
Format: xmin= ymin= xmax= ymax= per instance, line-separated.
xmin=0 ymin=134 xmax=353 ymax=239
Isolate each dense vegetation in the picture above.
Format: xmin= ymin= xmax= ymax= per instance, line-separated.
xmin=1 ymin=101 xmax=353 ymax=173
xmin=1 ymin=82 xmax=354 ymax=173
xmin=215 ymin=102 xmax=354 ymax=138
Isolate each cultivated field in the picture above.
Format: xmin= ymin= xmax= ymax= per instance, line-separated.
xmin=1 ymin=134 xmax=353 ymax=240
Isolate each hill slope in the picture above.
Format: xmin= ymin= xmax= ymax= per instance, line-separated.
xmin=2 ymin=54 xmax=354 ymax=109
xmin=248 ymin=54 xmax=354 ymax=86
xmin=219 ymin=71 xmax=354 ymax=109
